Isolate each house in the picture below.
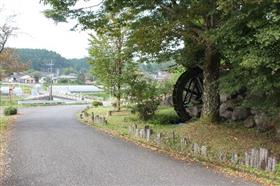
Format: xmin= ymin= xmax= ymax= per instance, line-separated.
xmin=8 ymin=73 xmax=25 ymax=83
xmin=19 ymin=75 xmax=36 ymax=84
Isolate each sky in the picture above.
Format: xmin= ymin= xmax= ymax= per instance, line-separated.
xmin=1 ymin=0 xmax=91 ymax=59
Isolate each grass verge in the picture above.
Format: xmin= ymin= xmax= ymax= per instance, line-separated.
xmin=0 ymin=115 xmax=14 ymax=184
xmin=80 ymin=106 xmax=280 ymax=186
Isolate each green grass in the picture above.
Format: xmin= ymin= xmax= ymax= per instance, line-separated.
xmin=0 ymin=116 xmax=11 ymax=133
xmin=81 ymin=92 xmax=110 ymax=100
xmin=21 ymin=85 xmax=31 ymax=94
xmin=85 ymin=105 xmax=280 ymax=158
xmin=0 ymin=96 xmax=21 ymax=108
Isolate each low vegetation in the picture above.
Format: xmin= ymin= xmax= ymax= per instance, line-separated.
xmin=92 ymin=101 xmax=103 ymax=107
xmin=4 ymin=106 xmax=17 ymax=116
xmin=85 ymin=106 xmax=280 ymax=156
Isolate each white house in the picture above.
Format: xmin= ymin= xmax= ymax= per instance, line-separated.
xmin=19 ymin=75 xmax=35 ymax=84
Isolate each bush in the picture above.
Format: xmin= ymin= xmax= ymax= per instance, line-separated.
xmin=4 ymin=106 xmax=17 ymax=116
xmin=149 ymin=112 xmax=182 ymax=125
xmin=92 ymin=101 xmax=103 ymax=107
xmin=134 ymin=99 xmax=160 ymax=120
xmin=126 ymin=76 xmax=161 ymax=120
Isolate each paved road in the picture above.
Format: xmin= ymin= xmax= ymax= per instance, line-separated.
xmin=4 ymin=105 xmax=258 ymax=186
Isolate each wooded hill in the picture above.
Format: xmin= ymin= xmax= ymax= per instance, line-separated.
xmin=14 ymin=48 xmax=89 ymax=73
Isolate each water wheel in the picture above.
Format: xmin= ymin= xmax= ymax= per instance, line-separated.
xmin=172 ymin=66 xmax=203 ymax=121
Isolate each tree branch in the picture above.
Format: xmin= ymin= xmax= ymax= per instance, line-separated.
xmin=70 ymin=1 xmax=104 ymax=12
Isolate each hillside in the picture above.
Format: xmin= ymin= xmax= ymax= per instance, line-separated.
xmin=14 ymin=48 xmax=90 ymax=73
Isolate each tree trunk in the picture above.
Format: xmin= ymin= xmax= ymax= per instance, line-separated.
xmin=202 ymin=45 xmax=220 ymax=123
xmin=116 ymin=82 xmax=121 ymax=112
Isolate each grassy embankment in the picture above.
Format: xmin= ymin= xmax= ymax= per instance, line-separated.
xmin=0 ymin=114 xmax=14 ymax=180
xmin=82 ymin=106 xmax=280 ymax=185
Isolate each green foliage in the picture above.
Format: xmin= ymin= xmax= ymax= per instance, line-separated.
xmin=157 ymin=72 xmax=181 ymax=97
xmin=149 ymin=111 xmax=181 ymax=125
xmin=88 ymin=18 xmax=136 ymax=111
xmin=57 ymin=78 xmax=69 ymax=84
xmin=126 ymin=75 xmax=160 ymax=120
xmin=216 ymin=1 xmax=280 ymax=112
xmin=77 ymin=73 xmax=86 ymax=84
xmin=134 ymin=100 xmax=160 ymax=121
xmin=92 ymin=101 xmax=103 ymax=107
xmin=42 ymin=0 xmax=280 ymax=119
xmin=4 ymin=106 xmax=17 ymax=116
xmin=276 ymin=163 xmax=280 ymax=177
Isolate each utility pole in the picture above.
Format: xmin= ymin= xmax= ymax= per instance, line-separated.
xmin=46 ymin=60 xmax=54 ymax=100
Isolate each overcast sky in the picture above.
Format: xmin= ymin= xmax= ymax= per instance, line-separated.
xmin=1 ymin=0 xmax=90 ymax=59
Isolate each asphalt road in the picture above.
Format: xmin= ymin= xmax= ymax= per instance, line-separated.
xmin=3 ymin=105 xmax=259 ymax=186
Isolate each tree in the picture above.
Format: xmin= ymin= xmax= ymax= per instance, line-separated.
xmin=88 ymin=18 xmax=134 ymax=111
xmin=41 ymin=0 xmax=280 ymax=122
xmin=77 ymin=73 xmax=85 ymax=84
xmin=41 ymin=0 xmax=222 ymax=122
xmin=215 ymin=1 xmax=280 ymax=113
xmin=0 ymin=8 xmax=16 ymax=54
xmin=0 ymin=48 xmax=27 ymax=80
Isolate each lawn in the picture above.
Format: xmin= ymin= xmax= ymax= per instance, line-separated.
xmin=86 ymin=106 xmax=280 ymax=157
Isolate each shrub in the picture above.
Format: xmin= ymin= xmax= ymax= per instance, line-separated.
xmin=149 ymin=112 xmax=182 ymax=125
xmin=134 ymin=99 xmax=160 ymax=120
xmin=4 ymin=106 xmax=17 ymax=116
xmin=92 ymin=101 xmax=103 ymax=107
xmin=126 ymin=76 xmax=161 ymax=120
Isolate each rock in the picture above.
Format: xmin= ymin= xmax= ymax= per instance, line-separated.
xmin=220 ymin=111 xmax=232 ymax=120
xmin=254 ymin=113 xmax=273 ymax=132
xmin=236 ymin=94 xmax=245 ymax=102
xmin=219 ymin=102 xmax=234 ymax=115
xmin=232 ymin=107 xmax=250 ymax=121
xmin=250 ymin=108 xmax=258 ymax=115
xmin=220 ymin=93 xmax=231 ymax=103
xmin=244 ymin=116 xmax=255 ymax=128
xmin=190 ymin=106 xmax=201 ymax=117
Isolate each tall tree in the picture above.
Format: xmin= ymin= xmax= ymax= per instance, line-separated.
xmin=41 ymin=0 xmax=222 ymax=122
xmin=41 ymin=0 xmax=280 ymax=122
xmin=88 ymin=16 xmax=133 ymax=111
xmin=0 ymin=10 xmax=20 ymax=80
xmin=0 ymin=9 xmax=16 ymax=54
xmin=216 ymin=1 xmax=280 ymax=112
xmin=0 ymin=48 xmax=27 ymax=80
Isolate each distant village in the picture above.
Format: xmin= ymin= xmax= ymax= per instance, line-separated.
xmin=3 ymin=72 xmax=94 ymax=85
xmin=3 ymin=71 xmax=171 ymax=85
